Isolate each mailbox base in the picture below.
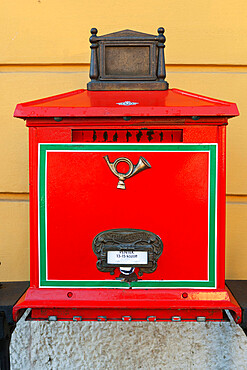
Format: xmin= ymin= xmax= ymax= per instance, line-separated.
xmin=13 ymin=287 xmax=241 ymax=323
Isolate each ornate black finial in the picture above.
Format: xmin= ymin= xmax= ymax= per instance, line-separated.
xmin=89 ymin=28 xmax=99 ymax=81
xmin=157 ymin=27 xmax=166 ymax=43
xmin=157 ymin=27 xmax=166 ymax=81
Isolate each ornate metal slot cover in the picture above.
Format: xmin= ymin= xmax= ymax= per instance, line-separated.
xmin=92 ymin=229 xmax=163 ymax=276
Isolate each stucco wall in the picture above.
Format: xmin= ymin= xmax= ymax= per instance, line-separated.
xmin=2 ymin=1 xmax=247 ymax=368
xmin=1 ymin=0 xmax=247 ymax=282
xmin=10 ymin=311 xmax=247 ymax=369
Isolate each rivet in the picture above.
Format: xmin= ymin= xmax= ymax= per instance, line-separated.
xmin=54 ymin=117 xmax=63 ymax=122
xmin=196 ymin=316 xmax=206 ymax=322
xmin=172 ymin=316 xmax=181 ymax=322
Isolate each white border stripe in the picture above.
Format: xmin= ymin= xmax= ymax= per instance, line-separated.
xmin=38 ymin=143 xmax=218 ymax=289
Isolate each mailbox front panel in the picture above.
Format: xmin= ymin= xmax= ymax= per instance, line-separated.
xmin=38 ymin=143 xmax=217 ymax=289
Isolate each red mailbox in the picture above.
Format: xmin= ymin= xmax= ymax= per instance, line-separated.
xmin=13 ymin=28 xmax=241 ymax=323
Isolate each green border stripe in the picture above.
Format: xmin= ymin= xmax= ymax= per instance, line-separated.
xmin=40 ymin=143 xmax=215 ymax=152
xmin=39 ymin=143 xmax=217 ymax=288
xmin=41 ymin=280 xmax=130 ymax=288
xmin=39 ymin=145 xmax=47 ymax=285
xmin=40 ymin=280 xmax=216 ymax=288
xmin=208 ymin=145 xmax=217 ymax=284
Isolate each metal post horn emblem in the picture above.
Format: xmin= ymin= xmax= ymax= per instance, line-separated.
xmin=103 ymin=155 xmax=151 ymax=189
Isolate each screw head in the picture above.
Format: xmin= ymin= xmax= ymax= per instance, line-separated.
xmin=54 ymin=117 xmax=63 ymax=122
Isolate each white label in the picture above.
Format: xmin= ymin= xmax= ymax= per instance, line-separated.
xmin=107 ymin=250 xmax=148 ymax=265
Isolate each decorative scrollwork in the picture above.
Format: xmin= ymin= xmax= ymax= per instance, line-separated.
xmin=92 ymin=228 xmax=163 ymax=276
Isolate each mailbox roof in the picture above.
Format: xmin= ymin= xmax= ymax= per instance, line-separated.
xmin=14 ymin=88 xmax=239 ymax=118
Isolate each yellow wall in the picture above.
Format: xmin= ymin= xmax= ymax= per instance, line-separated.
xmin=1 ymin=0 xmax=247 ymax=281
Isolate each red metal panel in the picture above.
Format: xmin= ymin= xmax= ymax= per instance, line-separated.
xmin=36 ymin=127 xmax=72 ymax=143
xmin=13 ymin=288 xmax=241 ymax=323
xmin=30 ymin=308 xmax=223 ymax=321
xmin=29 ymin=127 xmax=39 ymax=288
xmin=14 ymin=89 xmax=239 ymax=118
xmin=46 ymin=150 xmax=209 ymax=282
xmin=183 ymin=126 xmax=218 ymax=143
xmin=25 ymin=117 xmax=229 ymax=128
xmin=28 ymin=125 xmax=221 ymax=290
xmin=29 ymin=126 xmax=72 ymax=288
xmin=29 ymin=125 xmax=221 ymax=285
xmin=217 ymin=126 xmax=226 ymax=289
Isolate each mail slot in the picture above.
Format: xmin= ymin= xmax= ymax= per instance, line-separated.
xmin=13 ymin=28 xmax=242 ymax=323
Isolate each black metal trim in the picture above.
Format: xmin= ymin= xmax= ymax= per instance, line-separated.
xmin=0 ymin=281 xmax=29 ymax=369
xmin=226 ymin=280 xmax=247 ymax=335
